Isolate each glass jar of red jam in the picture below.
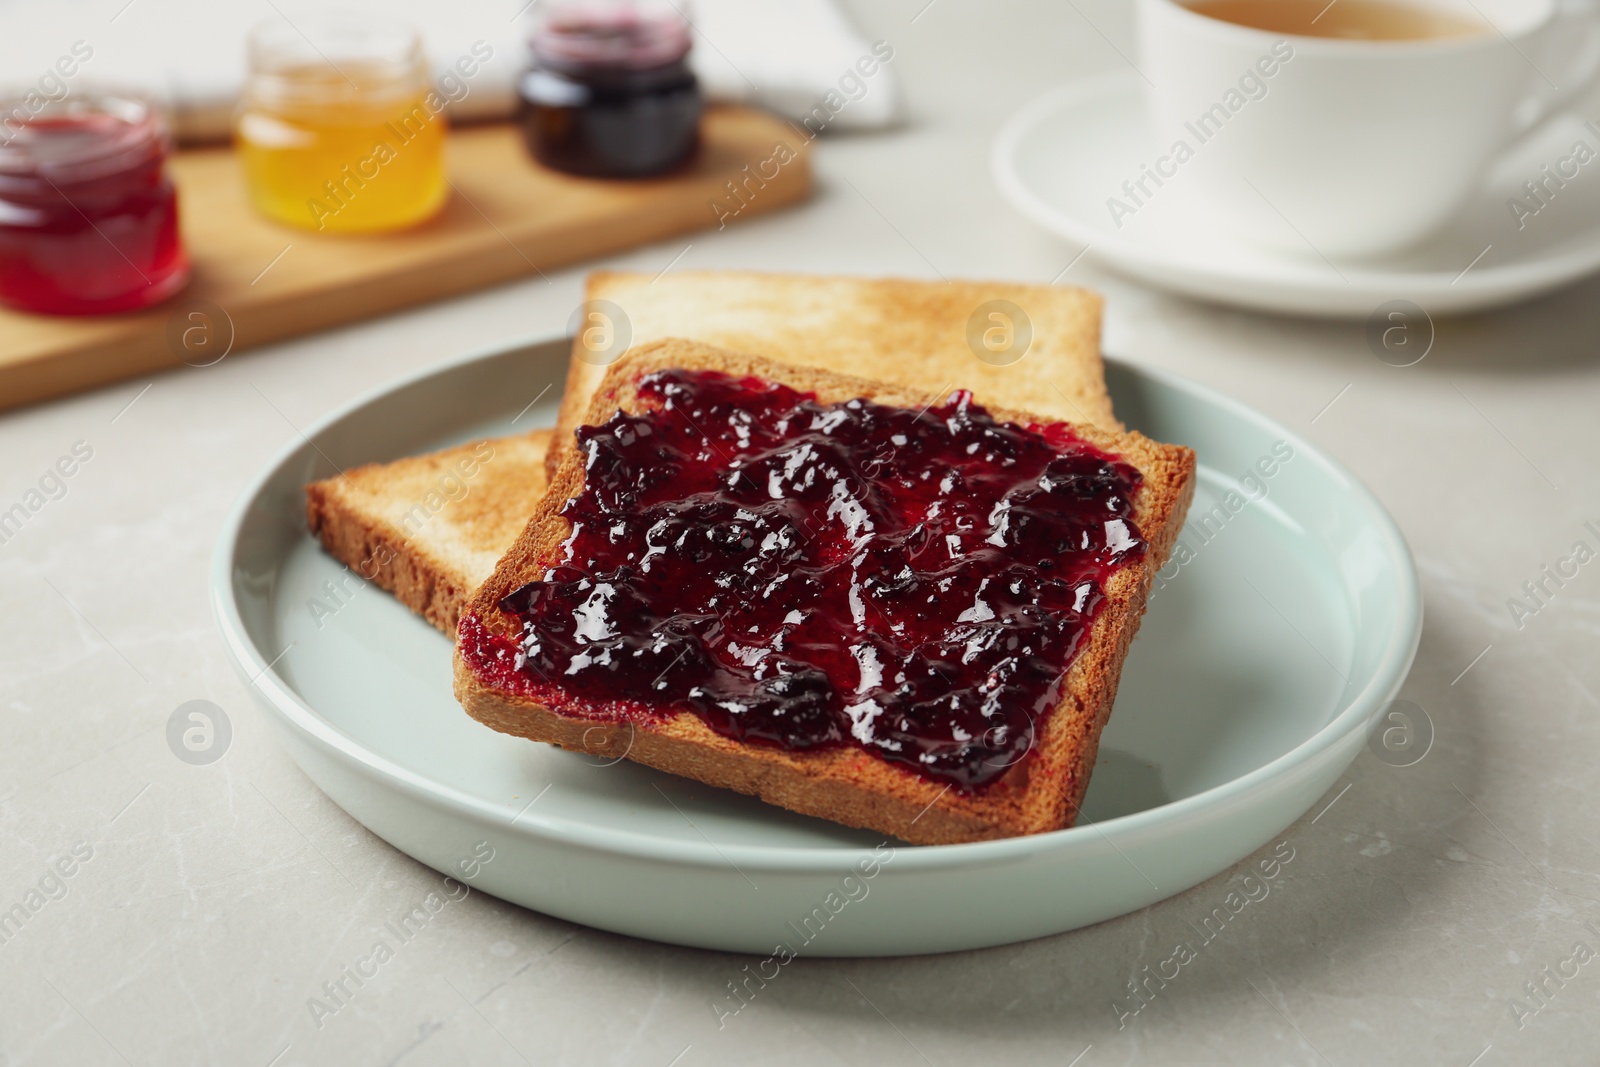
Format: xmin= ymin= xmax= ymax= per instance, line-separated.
xmin=518 ymin=0 xmax=703 ymax=177
xmin=0 ymin=94 xmax=189 ymax=316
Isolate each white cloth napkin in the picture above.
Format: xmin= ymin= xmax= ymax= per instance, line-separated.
xmin=1 ymin=0 xmax=901 ymax=142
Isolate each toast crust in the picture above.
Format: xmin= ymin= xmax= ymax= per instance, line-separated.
xmin=547 ymin=270 xmax=1118 ymax=478
xmin=456 ymin=340 xmax=1195 ymax=845
xmin=307 ymin=431 xmax=551 ymax=633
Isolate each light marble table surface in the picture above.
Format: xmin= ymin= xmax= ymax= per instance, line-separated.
xmin=4 ymin=1 xmax=1600 ymax=1064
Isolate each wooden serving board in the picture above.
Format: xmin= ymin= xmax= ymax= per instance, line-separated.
xmin=0 ymin=107 xmax=810 ymax=414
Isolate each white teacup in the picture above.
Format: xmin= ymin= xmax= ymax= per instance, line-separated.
xmin=1136 ymin=0 xmax=1600 ymax=259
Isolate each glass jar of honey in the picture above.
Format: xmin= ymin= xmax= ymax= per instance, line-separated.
xmin=518 ymin=0 xmax=702 ymax=178
xmin=236 ymin=15 xmax=448 ymax=233
xmin=0 ymin=93 xmax=189 ymax=316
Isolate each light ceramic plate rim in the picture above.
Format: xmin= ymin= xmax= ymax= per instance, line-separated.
xmin=991 ymin=71 xmax=1600 ymax=305
xmin=211 ymin=334 xmax=1421 ymax=873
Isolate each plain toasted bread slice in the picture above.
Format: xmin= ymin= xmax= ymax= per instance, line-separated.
xmin=306 ymin=430 xmax=551 ymax=634
xmin=456 ymin=339 xmax=1195 ymax=846
xmin=546 ymin=270 xmax=1118 ymax=477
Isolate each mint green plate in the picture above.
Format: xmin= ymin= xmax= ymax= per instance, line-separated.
xmin=212 ymin=336 xmax=1420 ymax=956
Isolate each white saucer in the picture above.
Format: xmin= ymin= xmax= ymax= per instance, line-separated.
xmin=993 ymin=72 xmax=1600 ymax=318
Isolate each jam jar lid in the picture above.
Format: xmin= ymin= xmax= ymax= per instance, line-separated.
xmin=0 ymin=93 xmax=167 ymax=184
xmin=530 ymin=0 xmax=693 ymax=72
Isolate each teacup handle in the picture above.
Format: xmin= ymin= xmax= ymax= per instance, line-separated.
xmin=1513 ymin=0 xmax=1600 ymax=132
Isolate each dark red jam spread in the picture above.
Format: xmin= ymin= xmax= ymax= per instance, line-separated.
xmin=472 ymin=368 xmax=1145 ymax=791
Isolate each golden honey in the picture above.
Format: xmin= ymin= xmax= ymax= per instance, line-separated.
xmin=236 ymin=20 xmax=447 ymax=233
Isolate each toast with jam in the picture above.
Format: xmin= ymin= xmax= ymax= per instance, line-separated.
xmin=307 ymin=269 xmax=1115 ymax=638
xmin=454 ymin=339 xmax=1195 ymax=845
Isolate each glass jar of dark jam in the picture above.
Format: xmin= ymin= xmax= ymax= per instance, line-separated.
xmin=518 ymin=1 xmax=703 ymax=178
xmin=0 ymin=93 xmax=188 ymax=316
